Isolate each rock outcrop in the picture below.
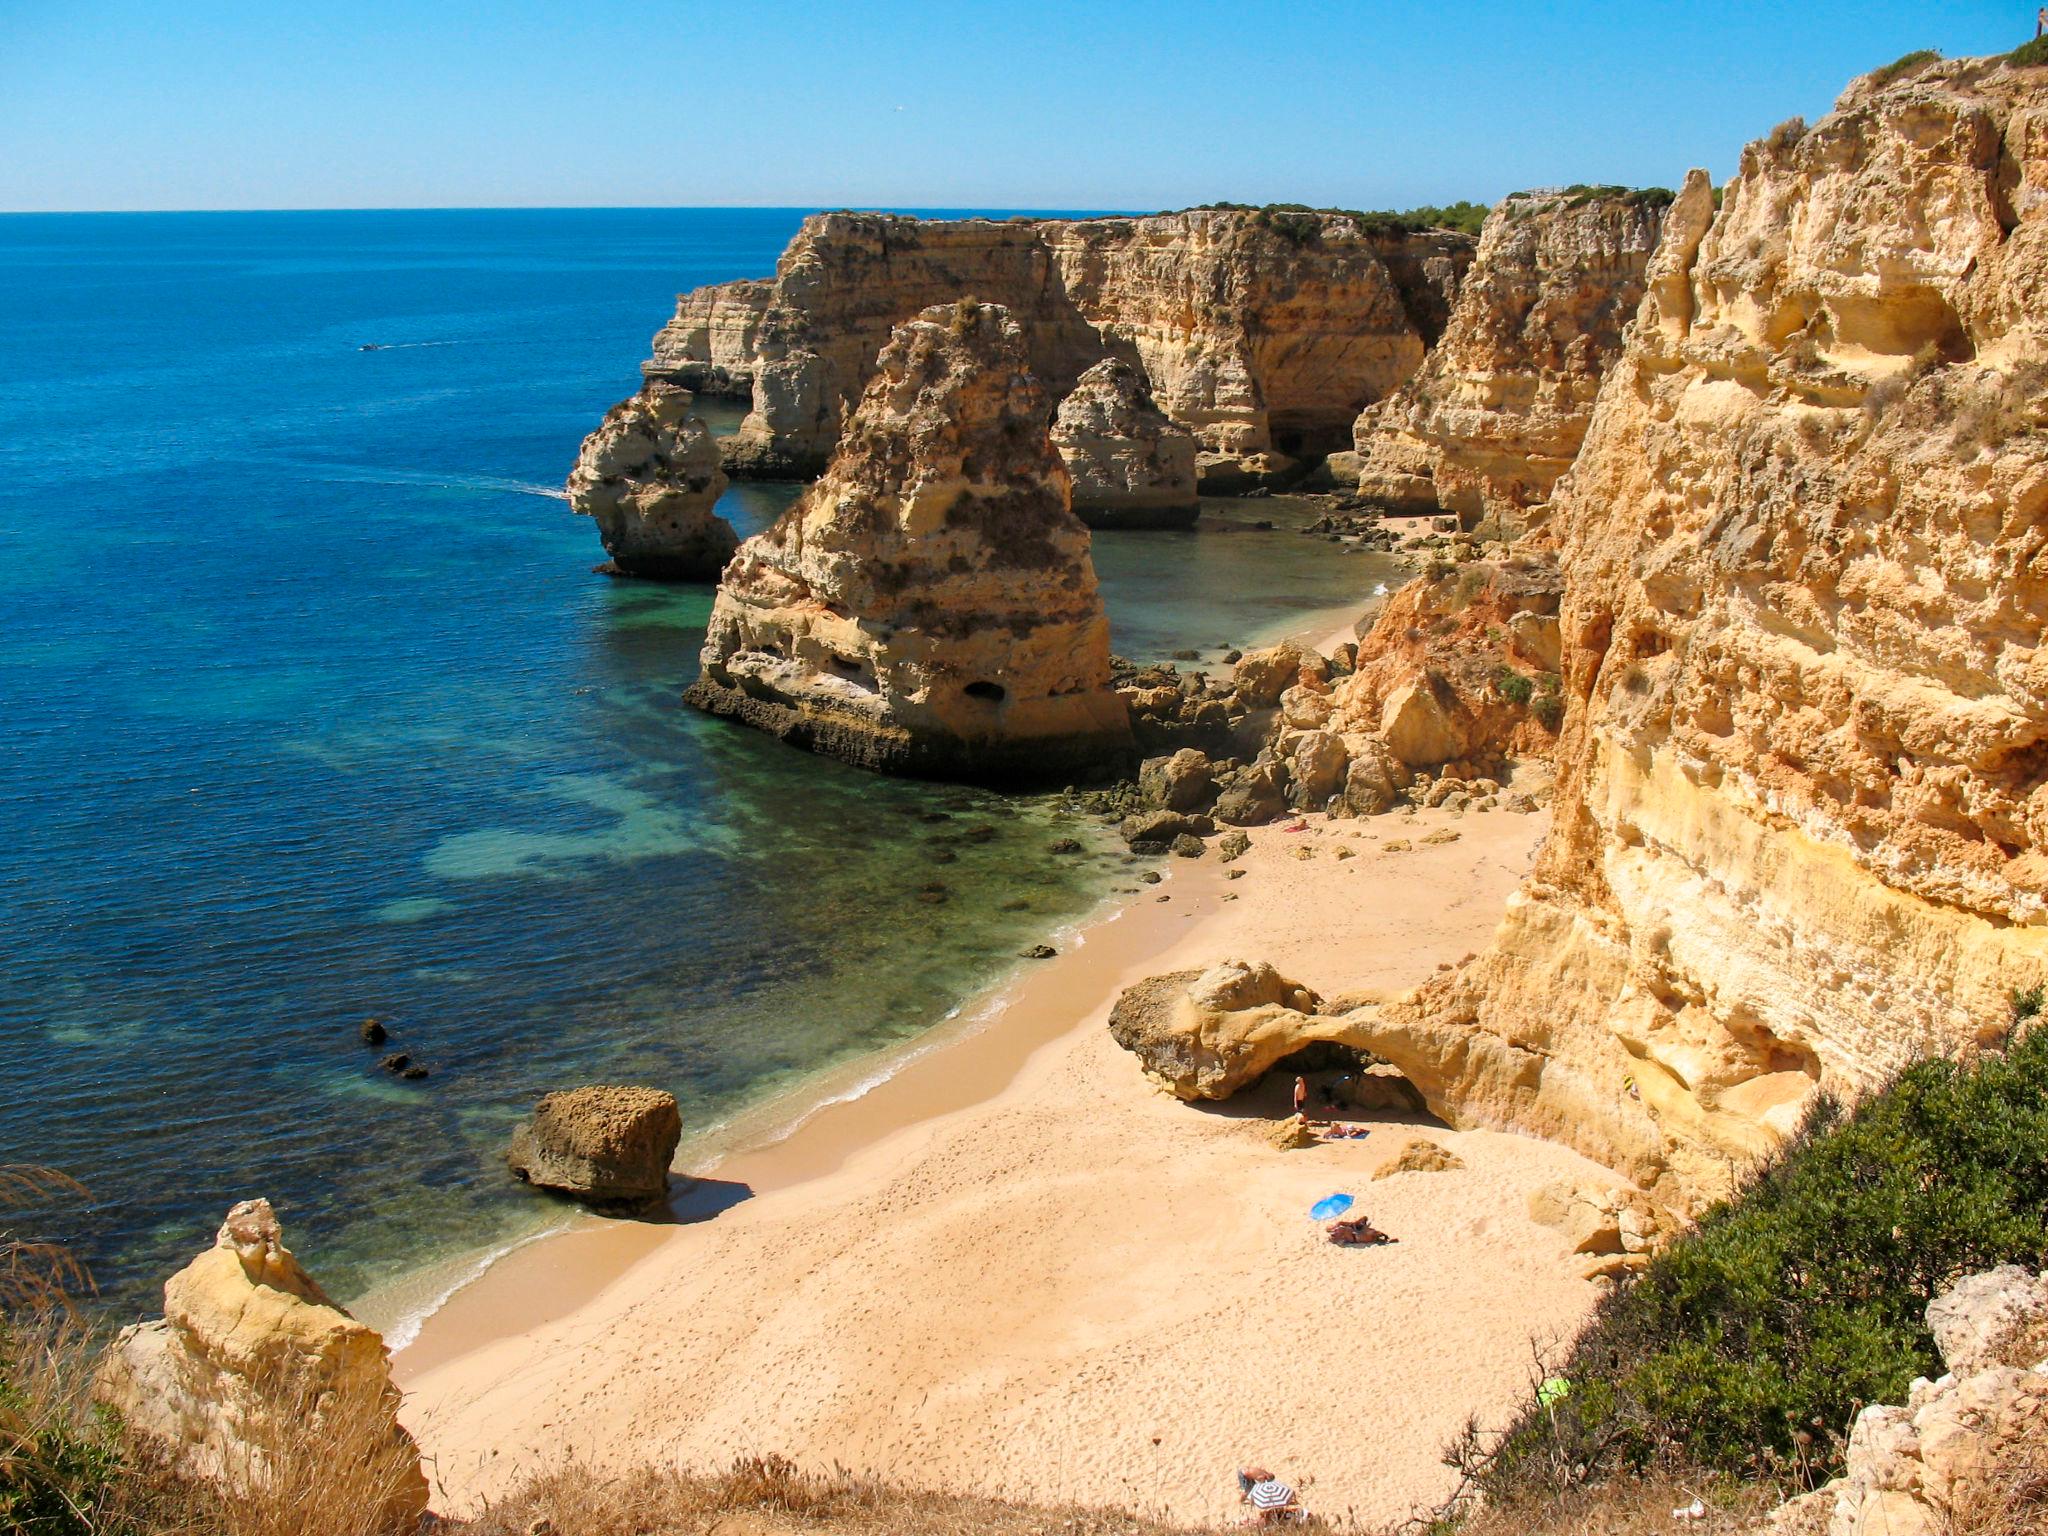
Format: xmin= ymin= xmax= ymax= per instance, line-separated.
xmin=566 ymin=382 xmax=737 ymax=579
xmin=1355 ymin=56 xmax=2048 ymax=1208
xmin=640 ymin=209 xmax=1475 ymax=482
xmin=1764 ymin=1266 xmax=2048 ymax=1536
xmin=1051 ymin=359 xmax=1200 ymax=527
xmin=685 ymin=301 xmax=1135 ymax=784
xmin=96 ymin=1200 xmax=427 ymax=1530
xmin=1351 ymin=188 xmax=1668 ymax=535
xmin=1107 ymin=960 xmax=1323 ymax=1100
xmin=506 ymin=1085 xmax=682 ymax=1208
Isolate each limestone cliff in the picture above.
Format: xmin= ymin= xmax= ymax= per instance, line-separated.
xmin=1350 ymin=188 xmax=1667 ymax=534
xmin=566 ymin=382 xmax=736 ymax=580
xmin=642 ymin=209 xmax=1475 ymax=482
xmin=1363 ymin=56 xmax=2048 ymax=1207
xmin=1051 ymin=358 xmax=1199 ymax=528
xmin=96 ymin=1199 xmax=427 ymax=1529
xmin=685 ymin=301 xmax=1134 ymax=784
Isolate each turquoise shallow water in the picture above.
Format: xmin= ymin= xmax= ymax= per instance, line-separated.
xmin=0 ymin=210 xmax=1401 ymax=1317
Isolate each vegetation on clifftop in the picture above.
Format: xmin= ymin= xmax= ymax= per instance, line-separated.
xmin=1180 ymin=200 xmax=1491 ymax=239
xmin=1463 ymin=994 xmax=2048 ymax=1506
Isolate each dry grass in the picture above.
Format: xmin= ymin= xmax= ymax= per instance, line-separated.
xmin=1946 ymin=1439 xmax=2048 ymax=1536
xmin=469 ymin=1457 xmax=1236 ymax=1536
xmin=1439 ymin=1472 xmax=1777 ymax=1536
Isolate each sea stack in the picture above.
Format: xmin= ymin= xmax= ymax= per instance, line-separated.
xmin=1052 ymin=358 xmax=1200 ymax=528
xmin=566 ymin=381 xmax=737 ymax=580
xmin=685 ymin=300 xmax=1135 ymax=784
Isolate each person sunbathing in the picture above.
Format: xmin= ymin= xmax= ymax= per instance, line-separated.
xmin=1237 ymin=1467 xmax=1304 ymax=1523
xmin=1326 ymin=1214 xmax=1393 ymax=1246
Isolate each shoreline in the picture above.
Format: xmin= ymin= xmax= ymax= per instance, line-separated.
xmin=356 ymin=582 xmax=1400 ymax=1357
xmin=395 ymin=747 xmax=1615 ymax=1528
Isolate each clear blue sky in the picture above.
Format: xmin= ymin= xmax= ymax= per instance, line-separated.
xmin=0 ymin=1 xmax=2034 ymax=212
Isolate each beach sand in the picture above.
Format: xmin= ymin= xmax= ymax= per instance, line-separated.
xmin=397 ymin=780 xmax=1618 ymax=1529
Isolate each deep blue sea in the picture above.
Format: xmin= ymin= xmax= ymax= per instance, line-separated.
xmin=0 ymin=209 xmax=1395 ymax=1324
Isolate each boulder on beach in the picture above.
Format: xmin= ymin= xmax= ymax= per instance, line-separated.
xmin=507 ymin=1085 xmax=682 ymax=1208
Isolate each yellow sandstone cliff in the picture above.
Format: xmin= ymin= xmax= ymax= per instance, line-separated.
xmin=1349 ymin=187 xmax=1668 ymax=536
xmin=1370 ymin=55 xmax=2048 ymax=1207
xmin=639 ymin=208 xmax=1473 ymax=483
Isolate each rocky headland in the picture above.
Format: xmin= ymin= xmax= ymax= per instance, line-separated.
xmin=637 ymin=207 xmax=1475 ymax=484
xmin=684 ymin=300 xmax=1134 ymax=784
xmin=1348 ymin=185 xmax=1669 ymax=536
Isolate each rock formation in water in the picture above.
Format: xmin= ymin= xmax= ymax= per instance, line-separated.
xmin=96 ymin=1199 xmax=428 ymax=1530
xmin=685 ymin=301 xmax=1135 ymax=784
xmin=1765 ymin=1266 xmax=2048 ymax=1536
xmin=1051 ymin=358 xmax=1200 ymax=528
xmin=1354 ymin=56 xmax=2048 ymax=1207
xmin=1348 ymin=188 xmax=1667 ymax=535
xmin=639 ymin=209 xmax=1474 ymax=484
xmin=566 ymin=382 xmax=737 ymax=579
xmin=507 ymin=1084 xmax=682 ymax=1208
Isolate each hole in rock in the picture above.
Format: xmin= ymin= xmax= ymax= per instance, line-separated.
xmin=963 ymin=681 xmax=1006 ymax=703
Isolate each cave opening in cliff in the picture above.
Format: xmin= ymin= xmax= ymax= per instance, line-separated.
xmin=963 ymin=680 xmax=1007 ymax=703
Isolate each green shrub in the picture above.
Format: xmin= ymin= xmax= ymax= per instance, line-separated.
xmin=2008 ymin=37 xmax=2048 ymax=68
xmin=1497 ymin=669 xmax=1534 ymax=707
xmin=1475 ymin=1013 xmax=2048 ymax=1499
xmin=1868 ymin=48 xmax=1939 ymax=88
xmin=1530 ymin=675 xmax=1563 ymax=731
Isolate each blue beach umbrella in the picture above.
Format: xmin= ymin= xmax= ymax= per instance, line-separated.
xmin=1309 ymin=1193 xmax=1354 ymax=1221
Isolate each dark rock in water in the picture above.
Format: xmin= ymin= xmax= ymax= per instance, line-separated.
xmin=1139 ymin=870 xmax=1163 ymax=885
xmin=506 ymin=1085 xmax=681 ymax=1209
xmin=1128 ymin=839 xmax=1168 ymax=856
xmin=919 ymin=810 xmax=953 ymax=824
xmin=377 ymin=1053 xmax=411 ymax=1075
xmin=1224 ymin=649 xmax=1243 ymax=664
xmin=962 ymin=824 xmax=999 ymax=843
xmin=1171 ymin=649 xmax=1201 ymax=662
xmin=916 ymin=889 xmax=949 ymax=904
xmin=400 ymin=1065 xmax=430 ymax=1081
xmin=1048 ymin=837 xmax=1084 ymax=855
xmin=1020 ymin=944 xmax=1057 ymax=959
xmin=1000 ymin=897 xmax=1032 ymax=911
xmin=1170 ymin=833 xmax=1206 ymax=858
xmin=929 ymin=848 xmax=958 ymax=864
xmin=1251 ymin=519 xmax=1275 ymax=529
xmin=359 ymin=1019 xmax=388 ymax=1046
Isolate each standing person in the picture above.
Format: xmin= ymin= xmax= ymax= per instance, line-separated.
xmin=2038 ymin=6 xmax=2045 ymax=38
xmin=1292 ymin=1074 xmax=1309 ymax=1121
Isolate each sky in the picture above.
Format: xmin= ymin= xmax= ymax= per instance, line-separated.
xmin=0 ymin=1 xmax=2036 ymax=213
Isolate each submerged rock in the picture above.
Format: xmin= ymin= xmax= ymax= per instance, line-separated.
xmin=686 ymin=301 xmax=1135 ymax=785
xmin=507 ymin=1085 xmax=682 ymax=1208
xmin=1053 ymin=359 xmax=1199 ymax=528
xmin=567 ymin=382 xmax=737 ymax=580
xmin=96 ymin=1200 xmax=427 ymax=1531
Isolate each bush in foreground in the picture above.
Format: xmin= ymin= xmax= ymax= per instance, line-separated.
xmin=1467 ymin=996 xmax=2048 ymax=1503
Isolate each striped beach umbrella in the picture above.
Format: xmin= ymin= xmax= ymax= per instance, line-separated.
xmin=1249 ymin=1479 xmax=1297 ymax=1512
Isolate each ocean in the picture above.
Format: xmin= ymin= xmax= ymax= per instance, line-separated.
xmin=0 ymin=209 xmax=1401 ymax=1321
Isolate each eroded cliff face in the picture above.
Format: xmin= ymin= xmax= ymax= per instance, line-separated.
xmin=642 ymin=210 xmax=1474 ymax=481
xmin=1350 ymin=189 xmax=1667 ymax=535
xmin=1370 ymin=57 xmax=2048 ymax=1207
xmin=685 ymin=301 xmax=1133 ymax=783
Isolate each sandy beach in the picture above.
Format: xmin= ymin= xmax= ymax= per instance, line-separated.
xmin=396 ymin=770 xmax=1619 ymax=1528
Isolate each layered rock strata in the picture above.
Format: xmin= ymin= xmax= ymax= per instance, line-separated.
xmin=641 ymin=209 xmax=1475 ymax=481
xmin=1351 ymin=188 xmax=1668 ymax=534
xmin=96 ymin=1200 xmax=428 ymax=1530
xmin=507 ymin=1085 xmax=682 ymax=1208
xmin=566 ymin=382 xmax=737 ymax=579
xmin=685 ymin=301 xmax=1135 ymax=784
xmin=1364 ymin=59 xmax=2048 ymax=1207
xmin=1051 ymin=358 xmax=1200 ymax=528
